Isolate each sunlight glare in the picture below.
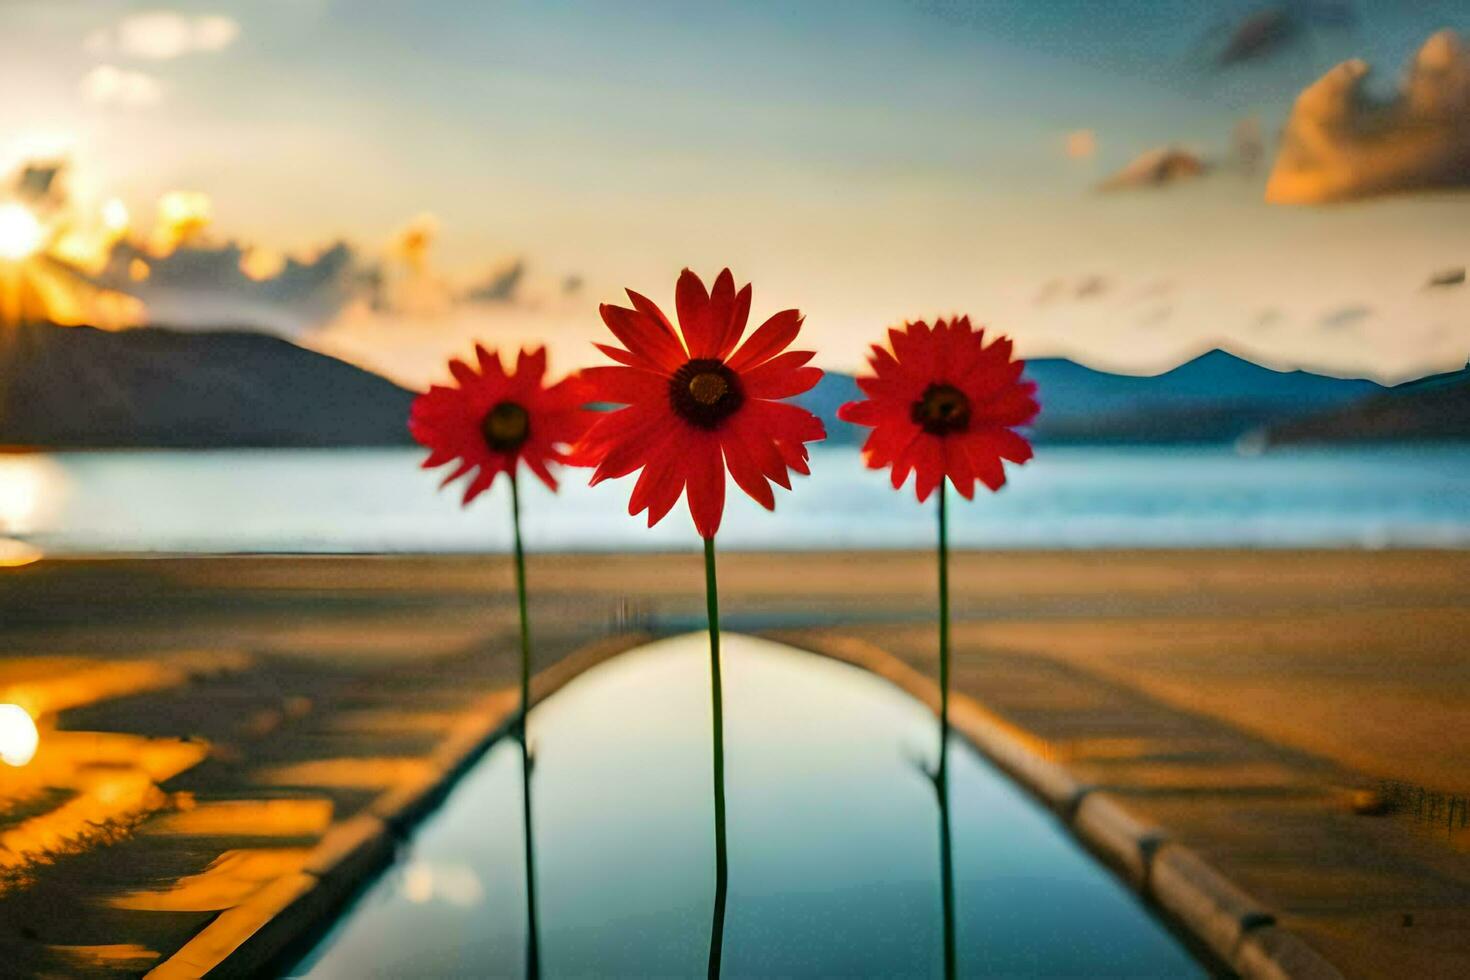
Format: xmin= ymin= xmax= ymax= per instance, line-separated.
xmin=0 ymin=703 xmax=40 ymax=767
xmin=0 ymin=203 xmax=44 ymax=260
xmin=102 ymin=198 xmax=130 ymax=233
xmin=0 ymin=456 xmax=64 ymax=533
xmin=151 ymin=190 xmax=211 ymax=255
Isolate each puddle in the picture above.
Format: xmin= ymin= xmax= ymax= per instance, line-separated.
xmin=293 ymin=634 xmax=1202 ymax=977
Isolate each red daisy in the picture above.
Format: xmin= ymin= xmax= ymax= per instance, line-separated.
xmin=837 ymin=316 xmax=1038 ymax=501
xmin=577 ymin=268 xmax=826 ymax=538
xmin=410 ymin=345 xmax=593 ymax=503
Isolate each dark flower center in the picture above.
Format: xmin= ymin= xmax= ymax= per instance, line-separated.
xmin=481 ymin=400 xmax=530 ymax=452
xmin=669 ymin=358 xmax=744 ymax=430
xmin=912 ymin=383 xmax=971 ymax=436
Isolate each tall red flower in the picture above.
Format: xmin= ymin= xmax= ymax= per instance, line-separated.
xmin=410 ymin=345 xmax=593 ymax=503
xmin=577 ymin=268 xmax=826 ymax=537
xmin=838 ymin=316 xmax=1038 ymax=501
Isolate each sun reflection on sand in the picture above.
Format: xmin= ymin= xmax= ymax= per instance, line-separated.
xmin=109 ymin=847 xmax=313 ymax=911
xmin=0 ymin=651 xmax=249 ymax=895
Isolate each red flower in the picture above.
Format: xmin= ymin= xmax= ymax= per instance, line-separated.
xmin=577 ymin=268 xmax=826 ymax=538
xmin=410 ymin=345 xmax=593 ymax=503
xmin=837 ymin=317 xmax=1037 ymax=501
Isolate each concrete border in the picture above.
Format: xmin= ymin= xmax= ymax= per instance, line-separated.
xmin=768 ymin=629 xmax=1345 ymax=980
xmin=143 ymin=631 xmax=652 ymax=980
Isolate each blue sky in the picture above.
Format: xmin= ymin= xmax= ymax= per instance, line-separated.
xmin=1 ymin=0 xmax=1467 ymax=383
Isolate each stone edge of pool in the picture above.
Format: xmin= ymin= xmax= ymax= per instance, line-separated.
xmin=765 ymin=630 xmax=1347 ymax=980
xmin=140 ymin=628 xmax=1343 ymax=980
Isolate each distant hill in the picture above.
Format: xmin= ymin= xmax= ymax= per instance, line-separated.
xmin=799 ymin=349 xmax=1397 ymax=446
xmin=0 ymin=322 xmax=415 ymax=449
xmin=1262 ymin=370 xmax=1470 ymax=445
xmin=0 ymin=324 xmax=1461 ymax=450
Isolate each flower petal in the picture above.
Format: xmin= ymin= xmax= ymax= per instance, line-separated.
xmin=675 ymin=268 xmax=717 ymax=359
xmin=727 ymin=309 xmax=802 ymax=372
xmin=741 ymin=351 xmax=821 ymax=399
xmin=580 ymin=365 xmax=665 ymax=405
xmin=718 ymin=282 xmax=753 ymax=359
xmin=600 ymin=303 xmax=686 ymax=371
xmin=684 ymin=433 xmax=726 ymax=538
xmin=720 ymin=427 xmax=775 ymax=511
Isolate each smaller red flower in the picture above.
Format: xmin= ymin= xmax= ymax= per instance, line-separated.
xmin=410 ymin=345 xmax=593 ymax=504
xmin=838 ymin=317 xmax=1038 ymax=501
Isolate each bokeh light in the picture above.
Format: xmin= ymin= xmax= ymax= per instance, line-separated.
xmin=0 ymin=202 xmax=44 ymax=260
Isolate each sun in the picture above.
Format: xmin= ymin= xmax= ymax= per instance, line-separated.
xmin=0 ymin=203 xmax=44 ymax=261
xmin=0 ymin=703 xmax=39 ymax=767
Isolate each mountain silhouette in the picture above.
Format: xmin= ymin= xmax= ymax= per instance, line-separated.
xmin=0 ymin=323 xmax=414 ymax=449
xmin=1 ymin=324 xmax=1462 ymax=449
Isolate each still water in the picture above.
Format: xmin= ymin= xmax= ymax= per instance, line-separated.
xmin=2 ymin=445 xmax=1468 ymax=554
xmin=292 ymin=635 xmax=1201 ymax=978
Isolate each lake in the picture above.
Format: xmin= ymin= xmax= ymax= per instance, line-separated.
xmin=2 ymin=444 xmax=1468 ymax=554
xmin=289 ymin=634 xmax=1203 ymax=977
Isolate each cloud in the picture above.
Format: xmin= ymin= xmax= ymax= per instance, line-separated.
xmin=1266 ymin=30 xmax=1470 ymax=204
xmin=13 ymin=161 xmax=66 ymax=207
xmin=1064 ymin=129 xmax=1096 ymax=160
xmin=85 ymin=12 xmax=240 ymax=60
xmin=463 ymin=260 xmax=525 ymax=303
xmin=1098 ymin=147 xmax=1208 ymax=190
xmin=78 ymin=65 xmax=163 ymax=108
xmin=102 ymin=240 xmax=371 ymax=334
xmin=1217 ymin=8 xmax=1299 ymax=66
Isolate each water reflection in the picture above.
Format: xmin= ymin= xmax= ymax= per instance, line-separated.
xmin=296 ymin=635 xmax=1201 ymax=978
xmin=401 ymin=861 xmax=485 ymax=907
xmin=519 ymin=728 xmax=542 ymax=979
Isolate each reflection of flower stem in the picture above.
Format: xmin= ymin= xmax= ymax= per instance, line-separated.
xmin=937 ymin=483 xmax=956 ymax=980
xmin=510 ymin=474 xmax=541 ymax=980
xmin=704 ymin=535 xmax=729 ymax=980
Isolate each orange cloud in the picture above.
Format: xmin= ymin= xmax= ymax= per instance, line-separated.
xmin=1098 ymin=146 xmax=1207 ymax=191
xmin=1267 ymin=30 xmax=1470 ymax=204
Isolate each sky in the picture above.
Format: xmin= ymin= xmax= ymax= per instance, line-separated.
xmin=0 ymin=0 xmax=1468 ymax=386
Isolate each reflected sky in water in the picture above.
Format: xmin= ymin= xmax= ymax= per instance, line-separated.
xmin=295 ymin=635 xmax=1201 ymax=978
xmin=4 ymin=445 xmax=1470 ymax=553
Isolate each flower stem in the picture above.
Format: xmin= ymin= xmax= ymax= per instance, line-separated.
xmin=704 ymin=534 xmax=728 ymax=980
xmin=937 ymin=481 xmax=956 ymax=980
xmin=509 ymin=473 xmax=540 ymax=979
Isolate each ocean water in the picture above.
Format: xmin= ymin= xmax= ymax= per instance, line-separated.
xmin=291 ymin=635 xmax=1203 ymax=977
xmin=1 ymin=444 xmax=1467 ymax=554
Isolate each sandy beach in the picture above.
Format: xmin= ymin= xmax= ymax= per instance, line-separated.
xmin=1 ymin=550 xmax=1466 ymax=977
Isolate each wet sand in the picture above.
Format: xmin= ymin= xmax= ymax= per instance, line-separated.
xmin=0 ymin=550 xmax=1466 ymax=977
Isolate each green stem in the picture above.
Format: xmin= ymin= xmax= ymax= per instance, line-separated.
xmin=704 ymin=535 xmax=728 ymax=980
xmin=509 ymin=474 xmax=540 ymax=979
xmin=937 ymin=481 xmax=956 ymax=980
